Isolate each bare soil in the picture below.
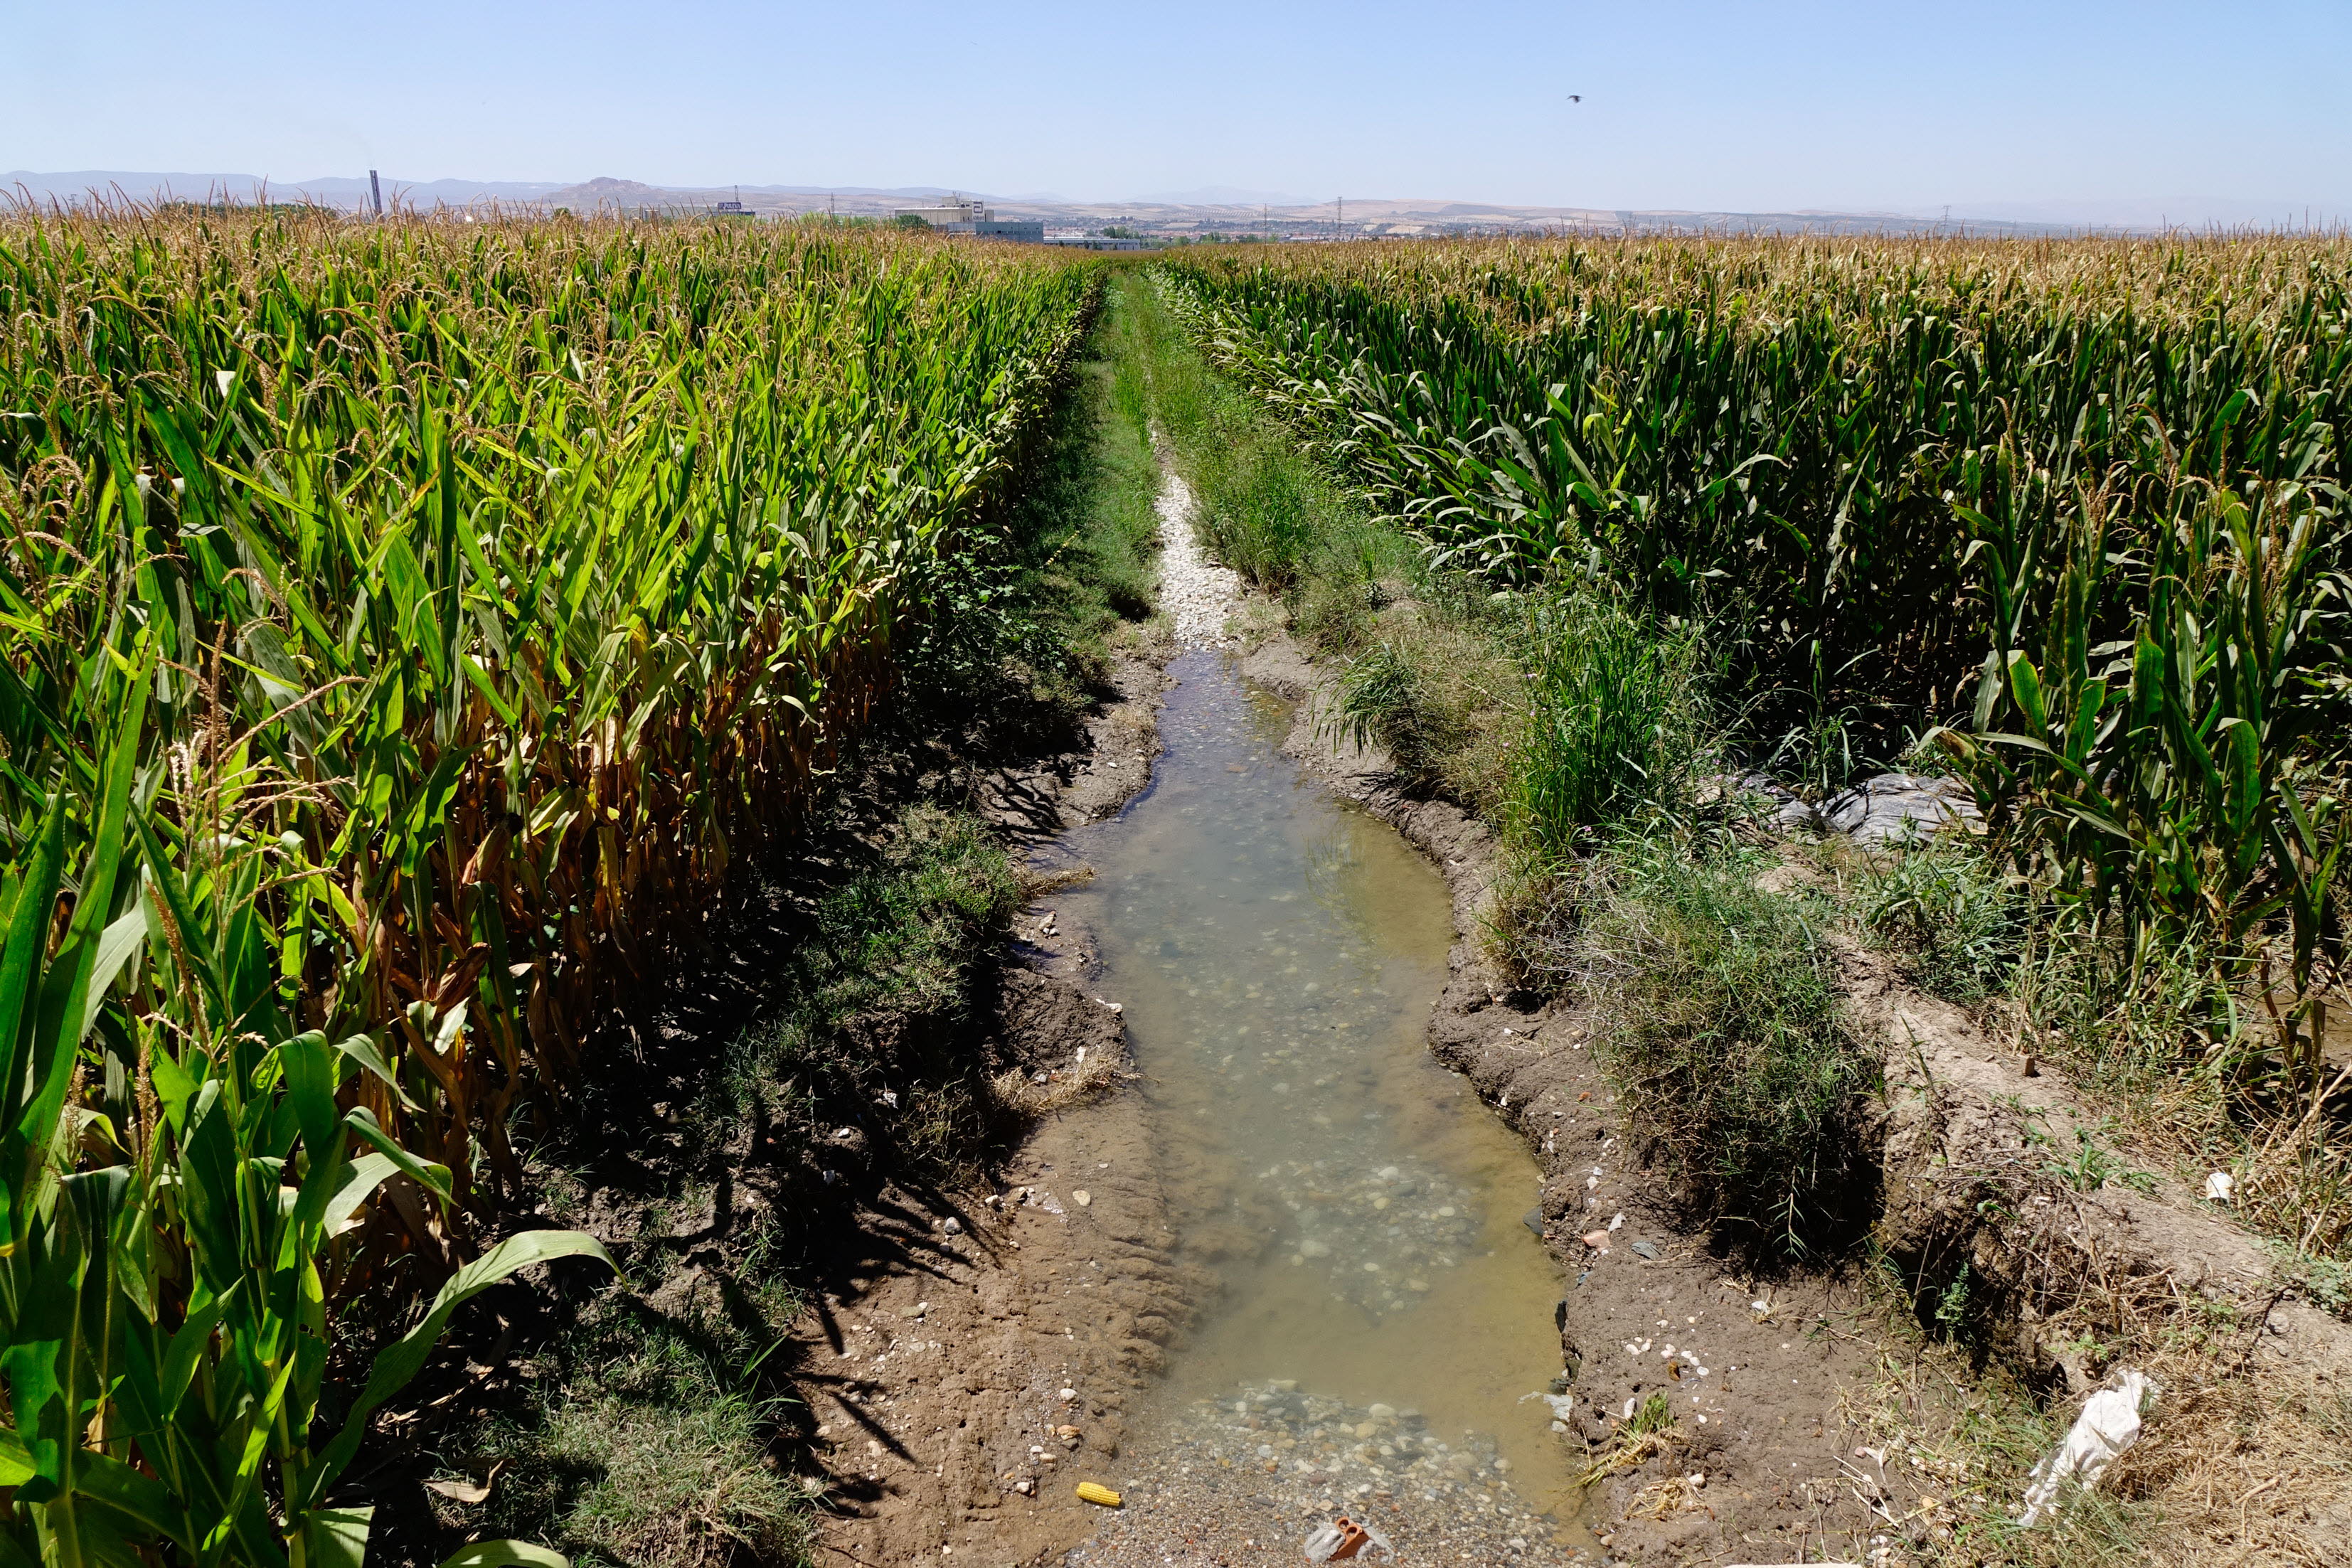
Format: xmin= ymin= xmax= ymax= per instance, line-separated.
xmin=809 ymin=622 xmax=2352 ymax=1568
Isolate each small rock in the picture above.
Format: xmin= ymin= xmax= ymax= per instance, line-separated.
xmin=942 ymin=1217 xmax=963 ymax=1235
xmin=1630 ymin=1239 xmax=1662 ymax=1260
xmin=1073 ymin=1190 xmax=1092 ymax=1207
xmin=1060 ymin=1387 xmax=1078 ymax=1402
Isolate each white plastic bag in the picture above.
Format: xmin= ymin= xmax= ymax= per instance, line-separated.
xmin=2020 ymin=1370 xmax=2156 ymax=1526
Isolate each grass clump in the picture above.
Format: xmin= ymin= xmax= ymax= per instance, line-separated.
xmin=715 ymin=804 xmax=1025 ymax=1185
xmin=1858 ymin=835 xmax=2028 ymax=1004
xmin=1580 ymin=1392 xmax=1686 ymax=1487
xmin=450 ymin=1272 xmax=812 ymax=1568
xmin=1327 ymin=609 xmax=1520 ymax=806
xmin=1577 ymin=838 xmax=1878 ymax=1257
xmin=1504 ymin=591 xmax=1714 ymax=855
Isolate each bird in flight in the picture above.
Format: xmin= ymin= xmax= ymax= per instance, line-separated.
xmin=1568 ymin=95 xmax=1582 ymax=102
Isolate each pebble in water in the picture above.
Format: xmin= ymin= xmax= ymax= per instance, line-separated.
xmin=1262 ymin=1155 xmax=1480 ymax=1316
xmin=1070 ymin=1380 xmax=1587 ymax=1566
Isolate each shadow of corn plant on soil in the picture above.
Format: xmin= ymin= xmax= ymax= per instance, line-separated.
xmin=355 ymin=271 xmax=1174 ymax=1568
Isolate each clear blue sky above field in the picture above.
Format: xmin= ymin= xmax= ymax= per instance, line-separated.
xmin=6 ymin=0 xmax=2347 ymax=223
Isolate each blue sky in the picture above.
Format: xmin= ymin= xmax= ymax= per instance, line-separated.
xmin=5 ymin=0 xmax=2347 ymax=223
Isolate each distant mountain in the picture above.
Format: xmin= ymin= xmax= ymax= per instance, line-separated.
xmin=11 ymin=171 xmax=2331 ymax=235
xmin=543 ymin=178 xmax=995 ymax=213
xmin=1135 ymin=185 xmax=1312 ymax=207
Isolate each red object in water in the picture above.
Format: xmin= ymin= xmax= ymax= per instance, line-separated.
xmin=1329 ymin=1518 xmax=1371 ymax=1560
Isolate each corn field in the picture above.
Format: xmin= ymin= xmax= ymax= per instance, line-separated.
xmin=0 ymin=209 xmax=1092 ymax=1567
xmin=1160 ymin=238 xmax=2351 ymax=1071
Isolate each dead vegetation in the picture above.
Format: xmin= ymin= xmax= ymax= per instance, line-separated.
xmin=988 ymin=1050 xmax=1126 ymax=1118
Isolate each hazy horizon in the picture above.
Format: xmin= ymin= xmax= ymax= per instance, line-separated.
xmin=5 ymin=1 xmax=2348 ymax=228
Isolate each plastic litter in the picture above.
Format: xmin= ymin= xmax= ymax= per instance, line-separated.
xmin=2021 ymin=1370 xmax=2157 ymax=1525
xmin=1074 ymin=1481 xmax=1122 ymax=1508
xmin=1303 ymin=1515 xmax=1391 ymax=1561
xmin=1629 ymin=1239 xmax=1662 ymax=1259
xmin=1519 ymin=1390 xmax=1575 ymax=1422
xmin=2204 ymin=1170 xmax=2235 ymax=1202
xmin=1819 ymin=772 xmax=1982 ymax=845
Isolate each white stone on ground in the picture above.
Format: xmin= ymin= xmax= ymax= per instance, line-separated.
xmin=1151 ymin=438 xmax=1242 ymax=646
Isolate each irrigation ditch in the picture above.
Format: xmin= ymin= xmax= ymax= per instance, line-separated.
xmin=9 ymin=220 xmax=2348 ymax=1568
xmin=775 ymin=270 xmax=2352 ymax=1568
xmin=543 ymin=269 xmax=2352 ymax=1568
xmin=590 ymin=271 xmax=2352 ymax=1568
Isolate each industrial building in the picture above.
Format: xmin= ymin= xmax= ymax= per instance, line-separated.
xmin=893 ymin=197 xmax=1044 ymax=243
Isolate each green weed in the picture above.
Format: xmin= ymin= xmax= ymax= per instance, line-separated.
xmin=1504 ymin=591 xmax=1715 ymax=858
xmin=454 ymin=1274 xmax=812 ymax=1568
xmin=1859 ymin=836 xmax=2027 ymax=1003
xmin=1579 ymin=836 xmax=1878 ymax=1258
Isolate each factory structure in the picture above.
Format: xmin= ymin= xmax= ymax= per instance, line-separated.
xmin=891 ymin=197 xmax=1044 ymax=243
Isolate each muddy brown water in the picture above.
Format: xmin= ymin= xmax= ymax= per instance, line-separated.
xmin=1046 ymin=651 xmax=1585 ymax=1545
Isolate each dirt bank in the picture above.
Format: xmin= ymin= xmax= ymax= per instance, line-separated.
xmin=798 ymin=643 xmax=1214 ymax=1568
xmin=1236 ymin=628 xmax=2352 ymax=1564
xmin=1235 ymin=638 xmax=1911 ymax=1563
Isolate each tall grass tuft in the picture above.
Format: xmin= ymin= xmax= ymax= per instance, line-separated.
xmin=1577 ymin=838 xmax=1876 ymax=1258
xmin=1504 ymin=591 xmax=1713 ymax=858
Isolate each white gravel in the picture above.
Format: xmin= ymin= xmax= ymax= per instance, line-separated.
xmin=1152 ymin=442 xmax=1242 ymax=645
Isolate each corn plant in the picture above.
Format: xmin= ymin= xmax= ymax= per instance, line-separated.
xmin=1154 ymin=237 xmax=2350 ymax=1040
xmin=0 ymin=208 xmax=1092 ymax=1564
xmin=1160 ymin=236 xmax=2349 ymax=740
xmin=1947 ymin=462 xmax=2348 ymax=1082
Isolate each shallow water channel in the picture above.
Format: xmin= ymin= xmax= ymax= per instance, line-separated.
xmin=1051 ymin=651 xmax=1582 ymax=1547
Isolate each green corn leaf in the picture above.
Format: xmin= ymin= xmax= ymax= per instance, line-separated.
xmin=2005 ymin=652 xmax=2049 ymax=735
xmin=302 ymin=1230 xmax=614 ymax=1507
xmin=437 ymin=1542 xmax=569 ymax=1568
